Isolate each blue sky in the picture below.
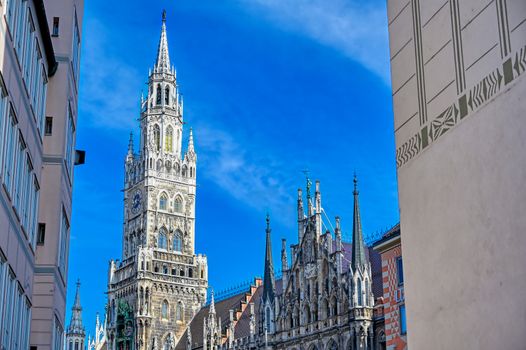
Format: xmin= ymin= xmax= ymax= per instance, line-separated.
xmin=65 ymin=0 xmax=399 ymax=338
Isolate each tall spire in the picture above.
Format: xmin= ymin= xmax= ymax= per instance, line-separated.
xmin=351 ymin=174 xmax=367 ymax=272
xmin=262 ymin=214 xmax=276 ymax=304
xmin=155 ymin=9 xmax=171 ymax=73
xmin=67 ymin=279 xmax=85 ymax=336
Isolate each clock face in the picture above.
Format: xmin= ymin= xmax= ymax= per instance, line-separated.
xmin=132 ymin=190 xmax=142 ymax=214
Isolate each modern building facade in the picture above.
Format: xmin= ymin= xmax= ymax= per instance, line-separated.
xmin=387 ymin=0 xmax=526 ymax=348
xmin=373 ymin=225 xmax=405 ymax=350
xmin=104 ymin=12 xmax=208 ymax=349
xmin=0 ymin=0 xmax=83 ymax=349
xmin=32 ymin=0 xmax=84 ymax=349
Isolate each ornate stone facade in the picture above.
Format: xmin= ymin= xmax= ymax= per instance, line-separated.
xmin=174 ymin=177 xmax=384 ymax=350
xmin=105 ymin=12 xmax=208 ymax=350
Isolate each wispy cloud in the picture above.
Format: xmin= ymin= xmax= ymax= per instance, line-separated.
xmin=195 ymin=122 xmax=297 ymax=226
xmin=239 ymin=0 xmax=390 ymax=82
xmin=79 ymin=18 xmax=143 ymax=130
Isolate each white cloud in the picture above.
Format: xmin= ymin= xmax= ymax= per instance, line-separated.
xmin=195 ymin=123 xmax=297 ymax=226
xmin=79 ymin=19 xmax=143 ymax=130
xmin=240 ymin=0 xmax=391 ymax=83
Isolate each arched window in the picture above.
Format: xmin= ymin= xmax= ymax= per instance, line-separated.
xmin=266 ymin=307 xmax=271 ymax=330
xmin=173 ymin=232 xmax=182 ymax=252
xmin=365 ymin=279 xmax=370 ymax=306
xmin=161 ymin=300 xmax=169 ymax=319
xmin=357 ymin=278 xmax=363 ymax=305
xmin=165 ymin=86 xmax=170 ymax=105
xmin=159 ymin=193 xmax=168 ymax=210
xmin=158 ymin=229 xmax=167 ymax=249
xmin=156 ymin=84 xmax=162 ymax=105
xmin=176 ymin=302 xmax=183 ymax=321
xmin=153 ymin=124 xmax=161 ymax=151
xmin=75 ymin=341 xmax=79 ymax=350
xmin=165 ymin=126 xmax=173 ymax=152
xmin=174 ymin=196 xmax=183 ymax=213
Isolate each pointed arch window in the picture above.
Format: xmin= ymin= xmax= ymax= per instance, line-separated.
xmin=156 ymin=84 xmax=162 ymax=105
xmin=161 ymin=300 xmax=169 ymax=319
xmin=173 ymin=231 xmax=182 ymax=252
xmin=158 ymin=229 xmax=167 ymax=250
xmin=165 ymin=86 xmax=170 ymax=105
xmin=165 ymin=126 xmax=173 ymax=152
xmin=176 ymin=302 xmax=183 ymax=321
xmin=357 ymin=278 xmax=363 ymax=306
xmin=266 ymin=307 xmax=271 ymax=331
xmin=153 ymin=124 xmax=161 ymax=151
xmin=174 ymin=196 xmax=183 ymax=213
xmin=365 ymin=279 xmax=370 ymax=306
xmin=159 ymin=193 xmax=168 ymax=210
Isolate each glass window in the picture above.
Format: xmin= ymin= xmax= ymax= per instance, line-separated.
xmin=3 ymin=109 xmax=17 ymax=194
xmin=397 ymin=257 xmax=404 ymax=285
xmin=161 ymin=300 xmax=168 ymax=319
xmin=173 ymin=233 xmax=182 ymax=252
xmin=71 ymin=10 xmax=81 ymax=85
xmin=158 ymin=229 xmax=167 ymax=250
xmin=174 ymin=197 xmax=182 ymax=213
xmin=399 ymin=304 xmax=407 ymax=335
xmin=65 ymin=105 xmax=75 ymax=182
xmin=176 ymin=303 xmax=182 ymax=321
xmin=159 ymin=193 xmax=167 ymax=210
xmin=156 ymin=84 xmax=161 ymax=105
xmin=165 ymin=86 xmax=170 ymax=105
xmin=58 ymin=209 xmax=69 ymax=276
xmin=0 ymin=90 xmax=8 ymax=176
xmin=165 ymin=126 xmax=173 ymax=152
xmin=52 ymin=17 xmax=59 ymax=36
xmin=153 ymin=124 xmax=160 ymax=151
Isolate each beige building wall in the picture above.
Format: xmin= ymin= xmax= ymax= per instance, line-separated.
xmin=0 ymin=0 xmax=56 ymax=348
xmin=31 ymin=0 xmax=83 ymax=349
xmin=387 ymin=0 xmax=526 ymax=348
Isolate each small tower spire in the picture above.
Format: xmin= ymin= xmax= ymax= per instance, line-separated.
xmin=155 ymin=9 xmax=171 ymax=73
xmin=262 ymin=214 xmax=276 ymax=304
xmin=188 ymin=127 xmax=195 ymax=153
xmin=66 ymin=279 xmax=86 ymax=347
xmin=127 ymin=132 xmax=134 ymax=156
xmin=351 ymin=174 xmax=367 ymax=272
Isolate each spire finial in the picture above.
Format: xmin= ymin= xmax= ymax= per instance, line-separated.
xmin=262 ymin=213 xmax=276 ymax=304
xmin=302 ymin=169 xmax=312 ymax=199
xmin=209 ymin=289 xmax=216 ymax=315
xmin=155 ymin=10 xmax=171 ymax=72
xmin=351 ymin=172 xmax=366 ymax=272
xmin=188 ymin=127 xmax=194 ymax=153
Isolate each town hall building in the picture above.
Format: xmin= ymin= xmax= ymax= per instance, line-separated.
xmin=78 ymin=12 xmax=387 ymax=350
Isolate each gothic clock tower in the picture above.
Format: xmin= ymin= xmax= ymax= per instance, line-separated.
xmin=105 ymin=11 xmax=208 ymax=350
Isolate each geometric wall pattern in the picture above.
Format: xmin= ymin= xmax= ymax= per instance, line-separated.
xmin=396 ymin=44 xmax=526 ymax=168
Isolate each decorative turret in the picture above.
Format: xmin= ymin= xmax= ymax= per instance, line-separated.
xmin=335 ymin=216 xmax=343 ymax=275
xmin=351 ymin=174 xmax=367 ymax=272
xmin=260 ymin=214 xmax=277 ymax=335
xmin=281 ymin=238 xmax=288 ymax=291
xmin=297 ymin=188 xmax=304 ymax=242
xmin=66 ymin=280 xmax=86 ymax=350
xmin=262 ymin=214 xmax=276 ymax=304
